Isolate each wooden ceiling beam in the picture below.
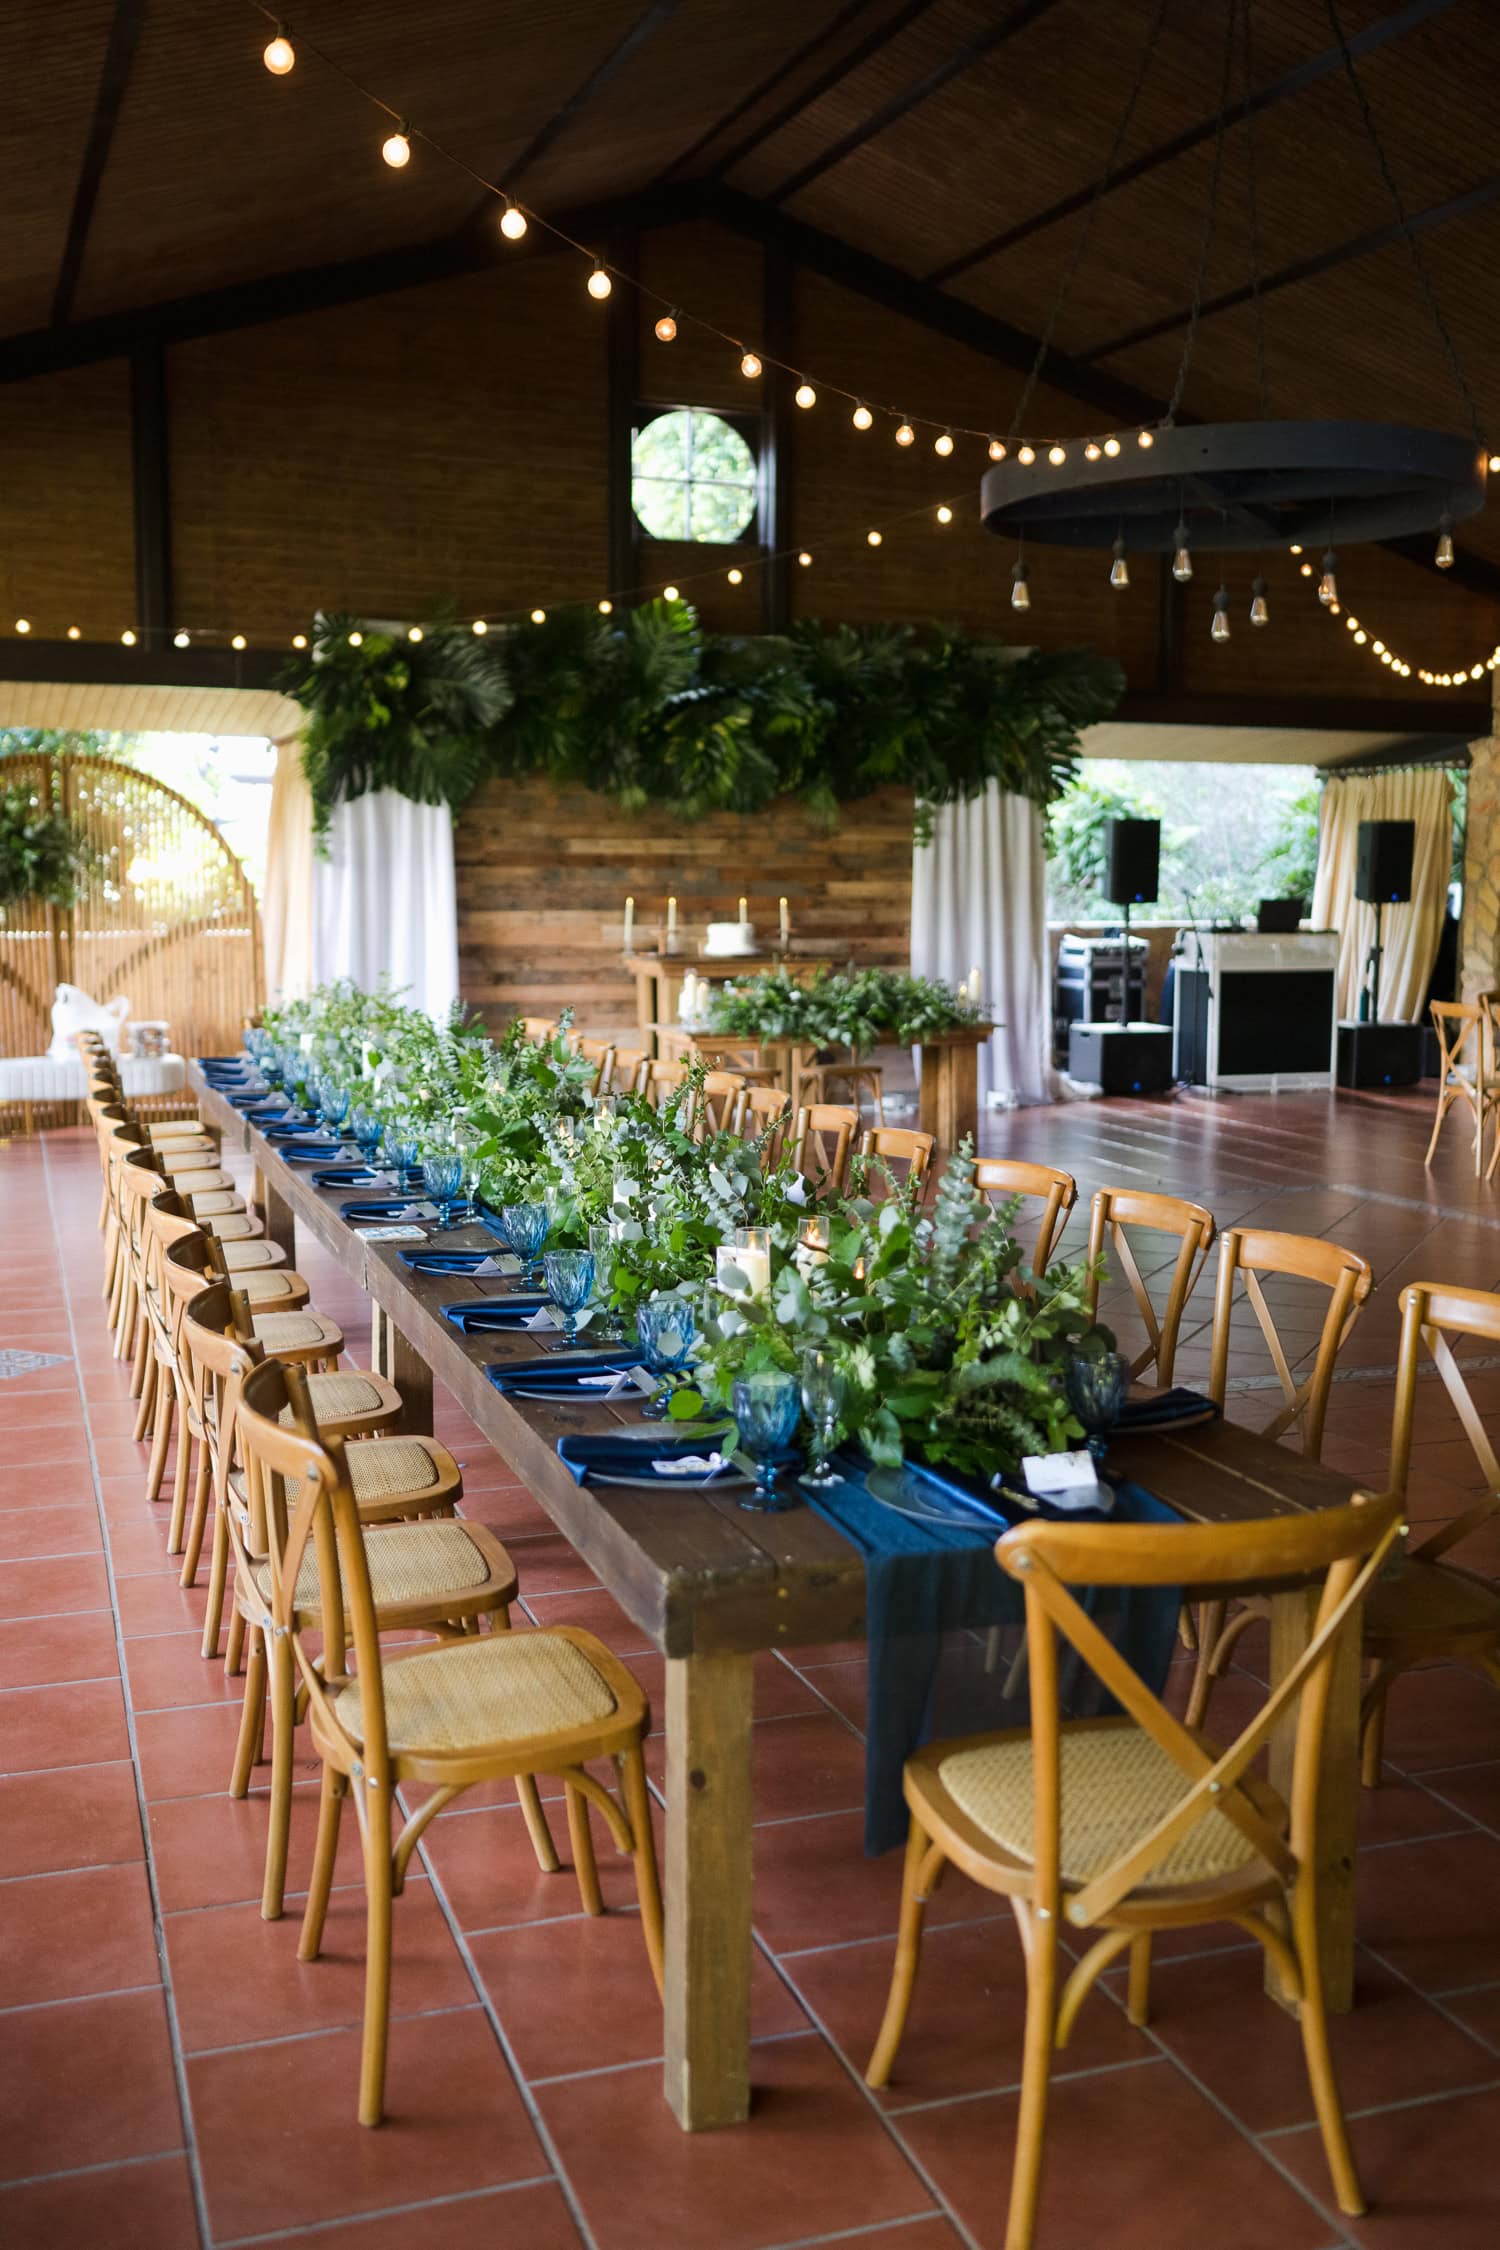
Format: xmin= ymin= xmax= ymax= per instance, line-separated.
xmin=50 ymin=0 xmax=147 ymax=327
xmin=1081 ymin=173 xmax=1500 ymax=363
xmin=924 ymin=0 xmax=1457 ymax=288
xmin=0 ymin=637 xmax=283 ymax=692
xmin=1116 ymin=690 xmax=1488 ymax=735
xmin=764 ymin=0 xmax=1063 ymax=206
xmin=656 ymin=0 xmax=876 ymax=184
xmin=701 ymin=0 xmax=941 ymax=185
xmin=501 ymin=0 xmax=679 ymax=188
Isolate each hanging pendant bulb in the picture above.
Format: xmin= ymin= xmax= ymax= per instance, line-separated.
xmin=1249 ymin=575 xmax=1269 ymax=626
xmin=934 ymin=429 xmax=955 ymax=457
xmin=381 ymin=122 xmax=412 ymax=168
xmin=1109 ymin=534 xmax=1130 ymax=590
xmin=654 ymin=311 xmax=678 ymax=343
xmin=988 ymin=438 xmax=1006 ymax=461
xmin=1211 ymin=586 xmax=1231 ymax=642
xmin=1010 ymin=557 xmax=1031 ymax=612
xmin=1436 ymin=512 xmax=1455 ymax=568
xmin=851 ymin=403 xmax=873 ymax=430
xmin=1171 ymin=520 xmax=1192 ymax=582
xmin=263 ymin=24 xmax=295 ymax=74
xmin=499 ymin=200 xmax=528 ymax=241
xmin=794 ymin=382 xmax=817 ymax=409
xmin=1318 ymin=548 xmax=1339 ymax=605
xmin=895 ymin=420 xmax=915 ymax=446
xmin=587 ymin=263 xmax=612 ymax=300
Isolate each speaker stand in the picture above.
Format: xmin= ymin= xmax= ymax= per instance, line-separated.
xmin=1360 ymin=898 xmax=1385 ymax=1024
xmin=1119 ymin=899 xmax=1131 ymax=1026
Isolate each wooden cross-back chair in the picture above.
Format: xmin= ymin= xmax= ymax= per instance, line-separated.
xmin=604 ymin=1044 xmax=649 ymax=1096
xmin=796 ymin=1053 xmax=886 ymax=1127
xmin=1359 ymin=1279 xmax=1500 ymax=1785
xmin=1184 ymin=1228 xmax=1375 ymax=1729
xmin=1424 ymin=997 xmax=1500 ymax=1177
xmin=681 ymin=1039 xmax=785 ymax=1088
xmin=792 ymin=1103 xmax=860 ymax=1198
xmin=178 ymin=1279 xmax=405 ymax=1664
xmin=696 ymin=1068 xmax=746 ymax=1137
xmin=236 ymin=1355 xmax=664 ymax=2124
xmin=1085 ymin=1188 xmax=1217 ymax=1387
xmin=102 ymin=1109 xmax=239 ymax=1334
xmin=519 ymin=1015 xmax=557 ymax=1045
xmin=734 ymin=1082 xmax=791 ymax=1162
xmin=641 ymin=1057 xmax=690 ymax=1112
xmin=569 ymin=1035 xmax=616 ymax=1094
xmin=973 ymin=1158 xmax=1078 ymax=1277
xmin=857 ymin=1126 xmax=936 ymax=1197
xmin=865 ymin=1491 xmax=1404 ymax=2250
xmin=198 ymin=1329 xmax=519 ymax=1924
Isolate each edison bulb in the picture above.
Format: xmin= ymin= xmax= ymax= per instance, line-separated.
xmin=936 ymin=504 xmax=953 ymax=524
xmin=934 ymin=430 xmax=954 ymax=457
xmin=727 ymin=567 xmax=743 ymax=584
xmin=1109 ymin=536 xmax=1129 ymax=590
xmin=1250 ymin=576 xmax=1269 ymax=626
xmin=381 ymin=127 xmax=411 ymax=169
xmin=1289 ymin=543 xmax=1303 ymax=556
xmin=121 ymin=629 xmax=137 ymax=646
xmin=1299 ymin=561 xmax=1314 ymax=577
xmin=662 ymin=585 xmax=679 ymax=602
xmin=1103 ymin=436 xmax=1121 ymax=457
xmin=740 ymin=351 xmax=762 ymax=379
xmin=1317 ymin=550 xmax=1338 ymax=605
xmin=988 ymin=438 xmax=1006 ymax=461
xmin=1211 ymin=591 xmax=1231 ymax=642
xmin=1436 ymin=513 xmax=1454 ymax=568
xmin=173 ymin=630 xmax=190 ymax=648
xmin=794 ymin=382 xmax=816 ymax=409
xmin=1171 ymin=522 xmax=1192 ymax=582
xmin=654 ymin=313 xmax=677 ymax=343
xmin=14 ymin=617 xmax=29 ymax=634
xmin=1017 ymin=444 xmax=1035 ymax=466
xmin=407 ymin=625 xmax=423 ymax=643
xmin=263 ymin=29 xmax=295 ymax=75
xmin=348 ymin=630 xmax=363 ymax=647
xmin=866 ymin=530 xmax=883 ymax=547
xmin=895 ymin=421 xmax=915 ymax=447
xmin=1010 ymin=560 xmax=1030 ymax=611
xmin=471 ymin=618 xmax=488 ymax=635
xmin=292 ymin=633 xmax=308 ymax=649
xmin=797 ymin=550 xmax=812 ymax=567
xmin=499 ymin=202 xmax=528 ymax=241
xmin=587 ymin=265 xmax=612 ymax=300
xmin=530 ymin=608 xmax=547 ymax=623
xmin=852 ymin=403 xmax=873 ymax=430
xmin=1047 ymin=444 xmax=1066 ymax=466
xmin=66 ymin=625 xmax=81 ymax=641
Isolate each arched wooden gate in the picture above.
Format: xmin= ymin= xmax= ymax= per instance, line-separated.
xmin=0 ymin=750 xmax=262 ymax=1060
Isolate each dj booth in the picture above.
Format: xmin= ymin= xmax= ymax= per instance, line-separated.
xmin=1172 ymin=930 xmax=1340 ymax=1092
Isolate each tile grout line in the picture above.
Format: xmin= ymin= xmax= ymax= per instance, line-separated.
xmin=38 ymin=1134 xmax=216 ymax=2250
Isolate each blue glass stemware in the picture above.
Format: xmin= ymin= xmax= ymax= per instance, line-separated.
xmin=423 ymin=1149 xmax=464 ymax=1223
xmin=500 ymin=1201 xmax=551 ymax=1284
xmin=732 ymin=1371 xmax=802 ymax=1511
xmin=635 ymin=1297 xmax=697 ymax=1420
xmin=1064 ymin=1350 xmax=1131 ymax=1466
xmin=351 ymin=1107 xmax=384 ymax=1165
xmin=542 ymin=1249 xmax=596 ymax=1346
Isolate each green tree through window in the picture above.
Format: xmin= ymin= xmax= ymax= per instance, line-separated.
xmin=632 ymin=409 xmax=758 ymax=543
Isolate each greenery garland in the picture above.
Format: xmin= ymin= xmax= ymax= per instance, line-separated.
xmin=708 ymin=967 xmax=981 ymax=1051
xmin=284 ymin=604 xmax=1122 ymax=838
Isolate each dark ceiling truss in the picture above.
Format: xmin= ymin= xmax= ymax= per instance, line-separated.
xmin=655 ymin=0 xmax=877 ymax=184
xmin=502 ymin=0 xmax=679 ymax=187
xmin=50 ymin=0 xmax=148 ymax=327
xmin=922 ymin=0 xmax=1457 ymax=287
xmin=700 ymin=0 xmax=941 ymax=184
xmin=1081 ymin=171 xmax=1500 ymax=365
xmin=763 ymin=0 xmax=1064 ymax=205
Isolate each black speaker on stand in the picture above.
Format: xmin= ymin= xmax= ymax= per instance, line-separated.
xmin=1103 ymin=818 xmax=1161 ymax=1023
xmin=1354 ymin=818 xmax=1414 ymax=1025
xmin=1067 ymin=815 xmax=1174 ymax=1093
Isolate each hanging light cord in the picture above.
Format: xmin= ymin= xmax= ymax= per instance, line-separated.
xmin=1322 ymin=0 xmax=1481 ymax=443
xmin=1006 ymin=0 xmax=1173 ymax=440
xmin=1239 ymin=0 xmax=1270 ymax=418
xmin=1163 ymin=0 xmax=1240 ymax=426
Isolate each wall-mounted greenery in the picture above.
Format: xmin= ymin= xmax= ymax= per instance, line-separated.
xmin=0 ymin=783 xmax=96 ymax=915
xmin=285 ymin=603 xmax=1123 ymax=838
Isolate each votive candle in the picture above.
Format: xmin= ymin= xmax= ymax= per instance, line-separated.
xmin=794 ymin=1216 xmax=829 ymax=1279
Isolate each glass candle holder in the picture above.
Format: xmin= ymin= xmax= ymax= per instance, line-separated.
xmin=794 ymin=1217 xmax=830 ymax=1280
xmin=717 ymin=1226 xmax=771 ymax=1300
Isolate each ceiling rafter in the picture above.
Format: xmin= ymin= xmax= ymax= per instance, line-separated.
xmin=1080 ymin=171 xmax=1500 ymax=364
xmin=655 ymin=0 xmax=876 ymax=184
xmin=701 ymin=0 xmax=940 ymax=184
xmin=764 ymin=0 xmax=1063 ymax=206
xmin=501 ymin=0 xmax=679 ymax=188
xmin=923 ymin=0 xmax=1457 ymax=287
xmin=50 ymin=0 xmax=147 ymax=327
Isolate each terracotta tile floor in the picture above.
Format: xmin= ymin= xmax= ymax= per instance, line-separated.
xmin=3 ymin=1089 xmax=1500 ymax=2248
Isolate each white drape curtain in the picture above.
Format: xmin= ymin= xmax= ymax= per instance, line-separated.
xmin=310 ymin=789 xmax=460 ymax=1021
xmin=911 ymin=784 xmax=1057 ymax=1110
xmin=260 ymin=738 xmax=315 ymax=1006
xmin=1311 ymin=767 xmax=1453 ymax=1021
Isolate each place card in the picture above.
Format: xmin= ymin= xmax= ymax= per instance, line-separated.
xmin=354 ymin=1224 xmax=430 ymax=1242
xmin=394 ymin=1200 xmax=441 ymax=1220
xmin=1021 ymin=1450 xmax=1109 ymax=1511
xmin=474 ymin=1254 xmax=522 ymax=1277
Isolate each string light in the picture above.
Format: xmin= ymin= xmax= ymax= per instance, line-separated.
xmin=935 ymin=505 xmax=953 ymax=524
xmin=1137 ymin=429 xmax=1155 ymax=449
xmin=988 ymin=439 xmax=1006 ymax=461
xmin=406 ymin=625 xmax=423 ymax=642
xmin=1016 ymin=444 xmax=1035 ymax=466
xmin=381 ymin=122 xmax=412 ymax=168
xmin=727 ymin=567 xmax=743 ymax=584
xmin=739 ymin=351 xmax=762 ymax=379
xmin=597 ymin=599 xmax=613 ymax=614
xmin=262 ymin=24 xmax=295 ymax=74
xmin=1103 ymin=437 xmax=1121 ymax=457
xmin=14 ymin=618 xmax=29 ymax=634
xmin=866 ymin=530 xmax=883 ymax=547
xmin=797 ymin=550 xmax=812 ymax=566
xmin=934 ymin=430 xmax=954 ymax=457
xmin=1211 ymin=585 xmax=1231 ymax=642
xmin=1317 ymin=578 xmax=1495 ymax=688
xmin=587 ymin=264 xmax=612 ymax=300
xmin=292 ymin=633 xmax=308 ymax=649
xmin=1289 ymin=543 xmax=1303 ymax=555
xmin=895 ymin=422 xmax=915 ymax=447
xmin=231 ymin=633 xmax=247 ymax=650
xmin=530 ymin=608 xmax=547 ymax=623
xmin=654 ymin=312 xmax=678 ymax=343
xmin=471 ymin=618 xmax=488 ymax=635
xmin=1299 ymin=560 xmax=1314 ymax=577
xmin=121 ymin=629 xmax=137 ymax=646
xmin=851 ymin=403 xmax=873 ymax=430
xmin=1047 ymin=444 xmax=1066 ymax=466
xmin=662 ymin=585 xmax=679 ymax=601
xmin=1109 ymin=534 xmax=1129 ymax=590
xmin=348 ymin=629 xmax=363 ymax=646
xmin=1011 ymin=556 xmax=1031 ymax=611
xmin=66 ymin=625 xmax=80 ymax=641
xmin=1250 ymin=576 xmax=1269 ymax=626
xmin=1084 ymin=441 xmax=1101 ymax=461
xmin=173 ymin=630 xmax=190 ymax=648
xmin=499 ymin=201 xmax=528 ymax=241
xmin=793 ymin=382 xmax=815 ymax=409
xmin=1490 ymin=455 xmax=1500 ymax=472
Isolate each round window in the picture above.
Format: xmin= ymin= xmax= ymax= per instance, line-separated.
xmin=632 ymin=408 xmax=758 ymax=544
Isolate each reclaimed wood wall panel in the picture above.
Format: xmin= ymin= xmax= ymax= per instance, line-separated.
xmin=454 ymin=777 xmax=914 ymax=1039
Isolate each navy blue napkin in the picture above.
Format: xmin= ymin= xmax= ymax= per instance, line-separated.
xmin=441 ymin=1296 xmax=550 ymax=1332
xmin=803 ymin=1458 xmax=1182 ymax=1854
xmin=280 ymin=1141 xmax=345 ymax=1164
xmin=400 ymin=1245 xmax=511 ymax=1274
xmin=311 ymin=1164 xmax=384 ymax=1189
xmin=486 ymin=1351 xmax=645 ymax=1396
xmin=339 ymin=1195 xmax=434 ymax=1223
xmin=1117 ymin=1386 xmax=1220 ymax=1431
xmin=555 ymin=1432 xmax=738 ymax=1488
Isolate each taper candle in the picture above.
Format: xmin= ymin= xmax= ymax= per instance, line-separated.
xmin=779 ymin=894 xmax=790 ymax=944
xmin=738 ymin=895 xmax=748 ymax=924
xmin=623 ymin=894 xmax=634 ymax=951
xmin=666 ymin=895 xmax=677 ymax=935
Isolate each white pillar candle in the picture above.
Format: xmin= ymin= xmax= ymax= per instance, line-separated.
xmin=738 ymin=896 xmax=749 ymax=926
xmin=969 ymin=965 xmax=983 ymax=1006
xmin=779 ymin=894 xmax=790 ymax=944
xmin=666 ymin=895 xmax=677 ymax=936
xmin=623 ymin=894 xmax=634 ymax=951
xmin=717 ymin=1226 xmax=771 ymax=1299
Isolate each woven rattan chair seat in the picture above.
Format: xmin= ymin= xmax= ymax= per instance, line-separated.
xmin=937 ymin=1724 xmax=1270 ymax=1889
xmin=231 ymin=1436 xmax=444 ymax=1513
xmin=171 ymin=1169 xmax=235 ymax=1195
xmin=334 ymin=1630 xmax=618 ymax=1758
xmin=250 ymin=1311 xmax=342 ymax=1351
xmin=215 ymin=1238 xmax=282 ymax=1268
xmin=235 ymin=1269 xmax=303 ymax=1301
xmin=251 ymin=1519 xmax=493 ymax=1616
xmin=285 ymin=1373 xmax=387 ymax=1422
xmin=199 ymin=1211 xmax=258 ymax=1238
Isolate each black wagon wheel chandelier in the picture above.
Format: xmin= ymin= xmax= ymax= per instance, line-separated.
xmin=981 ymin=0 xmax=1487 ymax=634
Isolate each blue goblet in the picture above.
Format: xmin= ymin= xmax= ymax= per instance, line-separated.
xmin=732 ymin=1371 xmax=802 ymax=1512
xmin=636 ymin=1297 xmax=697 ymax=1420
xmin=1064 ymin=1350 xmax=1131 ymax=1466
xmin=500 ymin=1201 xmax=551 ymax=1284
xmin=543 ymin=1249 xmax=596 ymax=1346
xmin=423 ymin=1149 xmax=464 ymax=1224
xmin=321 ymin=1081 xmax=351 ymax=1131
xmin=351 ymin=1106 xmax=383 ymax=1165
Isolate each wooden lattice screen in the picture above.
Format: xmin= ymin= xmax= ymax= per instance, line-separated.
xmin=0 ymin=750 xmax=262 ymax=1061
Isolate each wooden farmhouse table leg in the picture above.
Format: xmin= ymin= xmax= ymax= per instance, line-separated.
xmin=663 ymin=1650 xmax=755 ymax=2129
xmin=918 ymin=1038 xmax=980 ymax=1148
xmin=1267 ymin=1581 xmax=1360 ymax=2014
xmin=256 ymin=1167 xmax=296 ymax=1263
xmin=386 ymin=1317 xmax=434 ymax=1435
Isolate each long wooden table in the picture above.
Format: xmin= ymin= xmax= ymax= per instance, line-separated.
xmin=195 ymin=1066 xmax=1369 ymax=2132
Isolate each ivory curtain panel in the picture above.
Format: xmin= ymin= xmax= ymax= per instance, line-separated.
xmin=1311 ymin=766 xmax=1454 ymax=1022
xmin=911 ymin=783 xmax=1057 ymax=1110
xmin=261 ymin=738 xmax=315 ymax=1005
xmin=310 ymin=789 xmax=460 ymax=1021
